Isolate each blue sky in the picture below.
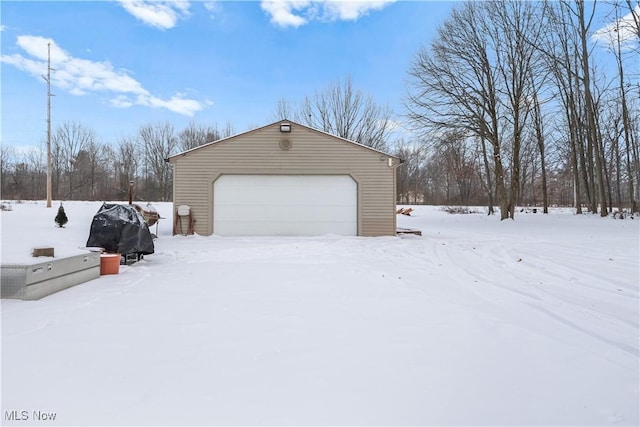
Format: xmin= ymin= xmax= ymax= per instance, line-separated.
xmin=1 ymin=1 xmax=634 ymax=152
xmin=1 ymin=0 xmax=456 ymax=150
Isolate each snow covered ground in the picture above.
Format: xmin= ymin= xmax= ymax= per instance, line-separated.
xmin=1 ymin=200 xmax=638 ymax=426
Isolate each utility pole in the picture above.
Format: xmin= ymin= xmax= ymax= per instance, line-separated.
xmin=42 ymin=42 xmax=53 ymax=208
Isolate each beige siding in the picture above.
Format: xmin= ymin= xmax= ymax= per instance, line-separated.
xmin=169 ymin=121 xmax=398 ymax=236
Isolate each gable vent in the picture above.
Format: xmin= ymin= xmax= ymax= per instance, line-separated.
xmin=279 ymin=138 xmax=292 ymax=150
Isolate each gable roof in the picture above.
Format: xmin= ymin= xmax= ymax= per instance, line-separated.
xmin=167 ymin=119 xmax=399 ymax=161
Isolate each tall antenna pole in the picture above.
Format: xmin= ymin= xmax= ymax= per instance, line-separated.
xmin=42 ymin=42 xmax=53 ymax=208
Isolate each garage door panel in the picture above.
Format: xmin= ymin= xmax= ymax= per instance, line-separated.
xmin=215 ymin=220 xmax=356 ymax=236
xmin=216 ymin=197 xmax=355 ymax=209
xmin=214 ymin=175 xmax=357 ymax=236
xmin=218 ymin=190 xmax=352 ymax=207
xmin=216 ymin=180 xmax=355 ymax=206
xmin=215 ymin=205 xmax=355 ymax=222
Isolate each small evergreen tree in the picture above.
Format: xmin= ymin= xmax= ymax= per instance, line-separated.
xmin=55 ymin=204 xmax=68 ymax=228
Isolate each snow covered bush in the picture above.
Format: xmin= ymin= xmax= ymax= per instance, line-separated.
xmin=440 ymin=206 xmax=481 ymax=215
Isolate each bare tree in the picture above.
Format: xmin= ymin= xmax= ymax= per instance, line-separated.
xmin=531 ymin=90 xmax=550 ymax=213
xmin=273 ymin=98 xmax=294 ymax=122
xmin=0 ymin=145 xmax=16 ymax=198
xmin=114 ymin=137 xmax=139 ymax=198
xmin=624 ymin=0 xmax=640 ymax=42
xmin=178 ymin=121 xmax=228 ymax=152
xmin=543 ymin=2 xmax=588 ymax=213
xmin=24 ymin=146 xmax=46 ymax=200
xmin=406 ymin=2 xmax=511 ymax=218
xmin=284 ymin=76 xmax=393 ymax=151
xmin=610 ymin=0 xmax=639 ymax=212
xmin=51 ymin=121 xmax=96 ymax=199
xmin=541 ymin=1 xmax=620 ymax=215
xmin=435 ymin=131 xmax=478 ymax=205
xmin=486 ymin=0 xmax=548 ymax=217
xmin=575 ymin=0 xmax=609 ymax=216
xmin=72 ymin=139 xmax=106 ymax=200
xmin=138 ymin=122 xmax=179 ymax=201
xmin=475 ymin=135 xmax=496 ymax=214
xmin=394 ymin=141 xmax=428 ymax=204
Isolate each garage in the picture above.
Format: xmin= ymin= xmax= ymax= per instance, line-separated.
xmin=213 ymin=175 xmax=357 ymax=236
xmin=168 ymin=120 xmax=400 ymax=237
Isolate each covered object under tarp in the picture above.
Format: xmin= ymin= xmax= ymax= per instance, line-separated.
xmin=86 ymin=203 xmax=155 ymax=256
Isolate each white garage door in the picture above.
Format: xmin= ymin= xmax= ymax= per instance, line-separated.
xmin=213 ymin=175 xmax=357 ymax=236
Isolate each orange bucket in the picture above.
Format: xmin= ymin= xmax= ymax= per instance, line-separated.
xmin=100 ymin=253 xmax=121 ymax=275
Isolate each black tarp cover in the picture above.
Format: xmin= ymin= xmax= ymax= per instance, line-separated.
xmin=86 ymin=203 xmax=155 ymax=255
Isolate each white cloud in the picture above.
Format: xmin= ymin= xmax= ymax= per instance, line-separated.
xmin=261 ymin=1 xmax=310 ymax=28
xmin=0 ymin=25 xmax=6 ymax=32
xmin=138 ymin=93 xmax=204 ymax=116
xmin=592 ymin=5 xmax=640 ymax=49
xmin=1 ymin=54 xmax=47 ymax=77
xmin=1 ymin=35 xmax=205 ymax=117
xmin=323 ymin=0 xmax=394 ymax=20
xmin=261 ymin=0 xmax=395 ymax=28
xmin=116 ymin=0 xmax=191 ymax=30
xmin=203 ymin=1 xmax=220 ymax=20
xmin=110 ymin=95 xmax=135 ymax=108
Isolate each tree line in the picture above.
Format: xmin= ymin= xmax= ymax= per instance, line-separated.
xmin=1 ymin=0 xmax=638 ymax=219
xmin=404 ymin=0 xmax=639 ymax=218
xmin=0 ymin=121 xmax=234 ymax=203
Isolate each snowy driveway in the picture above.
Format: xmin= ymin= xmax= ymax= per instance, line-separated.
xmin=1 ymin=202 xmax=638 ymax=425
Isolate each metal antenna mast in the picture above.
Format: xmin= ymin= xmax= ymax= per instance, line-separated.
xmin=42 ymin=42 xmax=53 ymax=208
